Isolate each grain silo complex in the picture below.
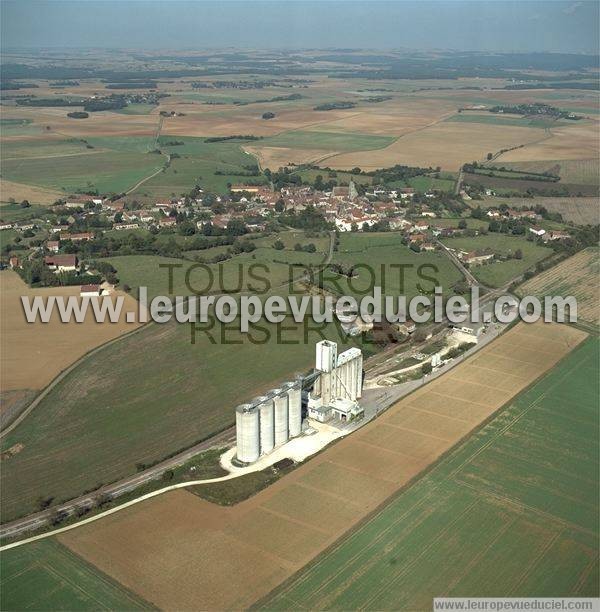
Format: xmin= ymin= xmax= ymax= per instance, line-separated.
xmin=235 ymin=378 xmax=306 ymax=464
xmin=308 ymin=341 xmax=364 ymax=423
xmin=235 ymin=340 xmax=363 ymax=463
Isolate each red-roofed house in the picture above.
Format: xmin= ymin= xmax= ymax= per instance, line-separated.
xmin=546 ymin=230 xmax=571 ymax=241
xmin=45 ymin=254 xmax=78 ymax=272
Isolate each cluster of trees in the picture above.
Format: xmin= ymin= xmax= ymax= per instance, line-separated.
xmin=363 ymin=95 xmax=393 ymax=103
xmin=83 ymin=96 xmax=128 ymax=112
xmin=105 ymin=82 xmax=158 ymax=89
xmin=464 ymin=162 xmax=560 ymax=183
xmin=279 ymin=206 xmax=332 ymax=231
xmin=294 ymin=242 xmax=317 ymax=252
xmin=16 ymin=257 xmax=101 ymax=288
xmin=194 ymin=238 xmax=257 ymax=264
xmin=192 ymin=79 xmax=282 ymax=90
xmin=489 ymin=103 xmax=580 ymax=119
xmin=205 ymin=135 xmax=263 ymax=143
xmin=234 ymin=93 xmax=302 ymax=106
xmin=369 ymin=164 xmax=438 ymax=184
xmin=273 ymin=240 xmax=317 ymax=253
xmin=87 ymin=260 xmax=118 ymax=284
xmin=55 ymin=227 xmax=241 ymax=261
xmin=215 ymin=163 xmax=260 ymax=177
xmin=67 ymin=111 xmax=89 ymax=119
xmin=16 ymin=97 xmax=82 ymax=107
xmin=314 ymin=101 xmax=356 ymax=111
xmin=0 ymin=81 xmax=39 ymax=90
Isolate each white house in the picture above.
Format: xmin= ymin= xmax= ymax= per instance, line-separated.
xmin=528 ymin=226 xmax=546 ymax=237
xmin=80 ymin=284 xmax=102 ymax=297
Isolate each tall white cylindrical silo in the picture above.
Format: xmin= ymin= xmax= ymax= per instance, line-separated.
xmin=350 ymin=358 xmax=357 ymax=401
xmin=272 ymin=389 xmax=289 ymax=447
xmin=235 ymin=403 xmax=260 ymax=463
xmin=285 ymin=382 xmax=302 ymax=438
xmin=255 ymin=395 xmax=274 ymax=455
xmin=345 ymin=361 xmax=352 ymax=399
xmin=356 ymin=353 xmax=363 ymax=398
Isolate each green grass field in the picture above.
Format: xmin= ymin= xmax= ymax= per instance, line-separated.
xmin=288 ymin=168 xmax=373 ymax=187
xmin=263 ymin=337 xmax=599 ymax=609
xmin=261 ymin=130 xmax=395 ymax=151
xmin=0 ymin=118 xmax=43 ymax=137
xmin=430 ymin=217 xmax=488 ymax=230
xmin=386 ymin=174 xmax=456 ymax=193
xmin=501 ymin=159 xmax=600 ymax=186
xmin=445 ymin=113 xmax=567 ymax=129
xmin=327 ymin=233 xmax=463 ymax=298
xmin=1 ymin=136 xmax=165 ymax=195
xmin=0 ymin=302 xmax=354 ymax=521
xmin=0 ymin=201 xmax=50 ymax=222
xmin=0 ymin=134 xmax=265 ymax=197
xmin=114 ymin=103 xmax=157 ymax=115
xmin=441 ymin=233 xmax=552 ymax=287
xmin=0 ymin=238 xmax=355 ymax=522
xmin=132 ymin=135 xmax=267 ymax=196
xmin=0 ymin=539 xmax=151 ymax=610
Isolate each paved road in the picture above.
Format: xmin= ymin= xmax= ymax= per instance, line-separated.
xmin=436 ymin=238 xmax=480 ymax=287
xmin=0 ymin=234 xmax=527 ymax=540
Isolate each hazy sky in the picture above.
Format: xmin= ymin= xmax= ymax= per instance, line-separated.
xmin=1 ymin=1 xmax=598 ymax=53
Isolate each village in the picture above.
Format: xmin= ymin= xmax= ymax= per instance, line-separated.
xmin=0 ymin=176 xmax=574 ymax=293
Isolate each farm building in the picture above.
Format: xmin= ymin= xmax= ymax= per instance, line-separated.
xmin=462 ymin=251 xmax=494 ymax=265
xmin=60 ymin=232 xmax=93 ymax=242
xmin=451 ymin=322 xmax=485 ymax=343
xmin=230 ymin=185 xmax=261 ymax=194
xmin=80 ymin=284 xmax=102 ymax=297
xmin=44 ymin=254 xmax=78 ymax=272
xmin=529 ymin=226 xmax=546 ymax=237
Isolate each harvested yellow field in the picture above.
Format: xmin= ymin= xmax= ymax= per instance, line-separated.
xmin=0 ymin=180 xmax=64 ymax=204
xmin=0 ymin=106 xmax=158 ymax=140
xmin=245 ymin=145 xmax=337 ymax=169
xmin=498 ymin=121 xmax=600 ymax=163
xmin=519 ymin=248 xmax=599 ymax=324
xmin=161 ymin=107 xmax=356 ymax=138
xmin=59 ymin=321 xmax=586 ymax=611
xmin=0 ymin=271 xmax=141 ymax=394
xmin=303 ymin=98 xmax=456 ymax=136
xmin=323 ymin=121 xmax=546 ymax=171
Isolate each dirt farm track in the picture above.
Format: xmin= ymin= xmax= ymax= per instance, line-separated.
xmin=57 ymin=322 xmax=586 ymax=610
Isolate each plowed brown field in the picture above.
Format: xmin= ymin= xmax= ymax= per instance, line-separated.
xmin=58 ymin=321 xmax=586 ymax=610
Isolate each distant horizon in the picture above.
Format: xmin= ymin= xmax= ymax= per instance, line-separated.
xmin=1 ymin=47 xmax=599 ymax=56
xmin=1 ymin=1 xmax=598 ymax=54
